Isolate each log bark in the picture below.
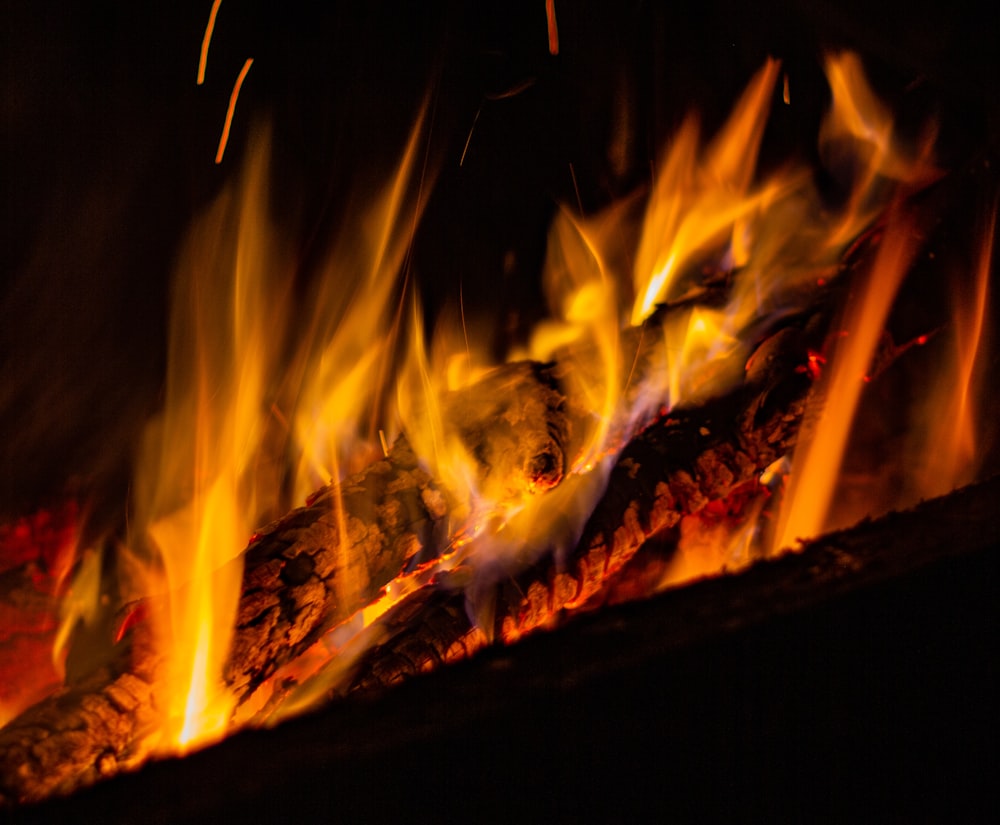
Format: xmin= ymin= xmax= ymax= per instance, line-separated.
xmin=0 ymin=360 xmax=568 ymax=806
xmin=0 ymin=631 xmax=158 ymax=806
xmin=342 ymin=326 xmax=816 ymax=695
xmin=0 ymin=288 xmax=818 ymax=805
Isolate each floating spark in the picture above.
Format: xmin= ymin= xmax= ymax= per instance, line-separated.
xmin=197 ymin=0 xmax=224 ymax=85
xmin=215 ymin=58 xmax=254 ymax=165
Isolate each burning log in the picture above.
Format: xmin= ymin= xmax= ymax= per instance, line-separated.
xmin=0 ymin=360 xmax=568 ymax=806
xmin=338 ymin=325 xmax=817 ymax=695
xmin=0 ymin=631 xmax=159 ymax=805
xmin=0 ymin=294 xmax=819 ymax=805
xmin=227 ymin=358 xmax=571 ymax=701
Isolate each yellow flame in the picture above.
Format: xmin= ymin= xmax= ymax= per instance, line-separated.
xmin=395 ymin=294 xmax=480 ymax=508
xmin=632 ymin=58 xmax=782 ymax=323
xmin=290 ymin=98 xmax=432 ymax=502
xmin=134 ymin=126 xmax=287 ymax=752
xmin=524 ymin=207 xmax=621 ymax=472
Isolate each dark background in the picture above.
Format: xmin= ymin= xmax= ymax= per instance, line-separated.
xmin=2 ymin=0 xmax=996 ymax=524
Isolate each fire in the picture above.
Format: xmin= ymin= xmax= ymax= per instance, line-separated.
xmin=1 ymin=33 xmax=994 ymax=800
xmin=131 ymin=129 xmax=288 ymax=751
xmin=123 ymin=93 xmax=436 ymax=754
xmin=137 ymin=47 xmax=958 ymax=737
xmin=773 ymin=210 xmax=918 ymax=551
xmin=906 ymin=200 xmax=994 ymax=499
xmin=632 ymin=58 xmax=786 ymax=324
xmin=290 ymin=98 xmax=432 ymax=504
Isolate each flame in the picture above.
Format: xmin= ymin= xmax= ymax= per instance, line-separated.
xmin=632 ymin=58 xmax=783 ymax=323
xmin=773 ymin=210 xmax=918 ymax=550
xmin=14 ymin=42 xmax=990 ymax=775
xmin=770 ymin=52 xmax=943 ymax=550
xmin=395 ymin=294 xmax=481 ymax=509
xmin=522 ymin=207 xmax=622 ymax=472
xmin=124 ymin=95 xmax=434 ymax=754
xmin=906 ymin=200 xmax=994 ymax=499
xmin=290 ymin=98 xmax=432 ymax=503
xmin=51 ymin=544 xmax=102 ymax=679
xmin=133 ymin=127 xmax=288 ymax=752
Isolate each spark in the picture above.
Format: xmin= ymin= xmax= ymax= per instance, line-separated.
xmin=782 ymin=73 xmax=790 ymax=104
xmin=459 ymin=280 xmax=472 ymax=367
xmin=379 ymin=430 xmax=390 ymax=458
xmin=545 ymin=0 xmax=560 ymax=55
xmin=269 ymin=402 xmax=290 ymax=432
xmin=485 ymin=78 xmax=536 ymax=100
xmin=197 ymin=0 xmax=224 ymax=85
xmin=568 ymin=162 xmax=583 ymax=216
xmin=459 ymin=105 xmax=481 ymax=167
xmin=215 ymin=58 xmax=254 ymax=165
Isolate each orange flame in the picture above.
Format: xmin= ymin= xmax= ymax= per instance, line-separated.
xmin=773 ymin=210 xmax=919 ymax=551
xmin=770 ymin=51 xmax=944 ymax=551
xmin=290 ymin=98 xmax=432 ymax=503
xmin=133 ymin=127 xmax=288 ymax=752
xmin=906 ymin=200 xmax=994 ymax=499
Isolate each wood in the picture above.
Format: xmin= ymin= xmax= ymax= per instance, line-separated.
xmin=0 ymin=288 xmax=822 ymax=806
xmin=0 ymin=360 xmax=569 ymax=806
xmin=17 ymin=475 xmax=996 ymax=825
xmin=0 ymin=632 xmax=158 ymax=806
xmin=224 ymin=358 xmax=569 ymax=702
xmin=330 ymin=326 xmax=817 ymax=696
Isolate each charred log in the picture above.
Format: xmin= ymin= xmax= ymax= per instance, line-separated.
xmin=0 ymin=627 xmax=158 ymax=806
xmin=497 ymin=325 xmax=813 ymax=642
xmin=0 ymin=293 xmax=819 ymax=805
xmin=343 ymin=326 xmax=815 ymax=695
xmin=228 ymin=359 xmax=568 ymax=701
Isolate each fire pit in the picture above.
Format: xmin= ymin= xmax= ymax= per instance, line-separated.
xmin=2 ymin=0 xmax=997 ymax=819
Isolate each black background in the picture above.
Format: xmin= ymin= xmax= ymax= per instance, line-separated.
xmin=2 ymin=0 xmax=996 ymax=522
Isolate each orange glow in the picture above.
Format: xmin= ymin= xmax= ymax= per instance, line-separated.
xmin=215 ymin=58 xmax=254 ymax=165
xmin=197 ymin=0 xmax=224 ymax=85
xmin=0 ymin=504 xmax=81 ymax=727
xmin=546 ymin=0 xmax=560 ymax=56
